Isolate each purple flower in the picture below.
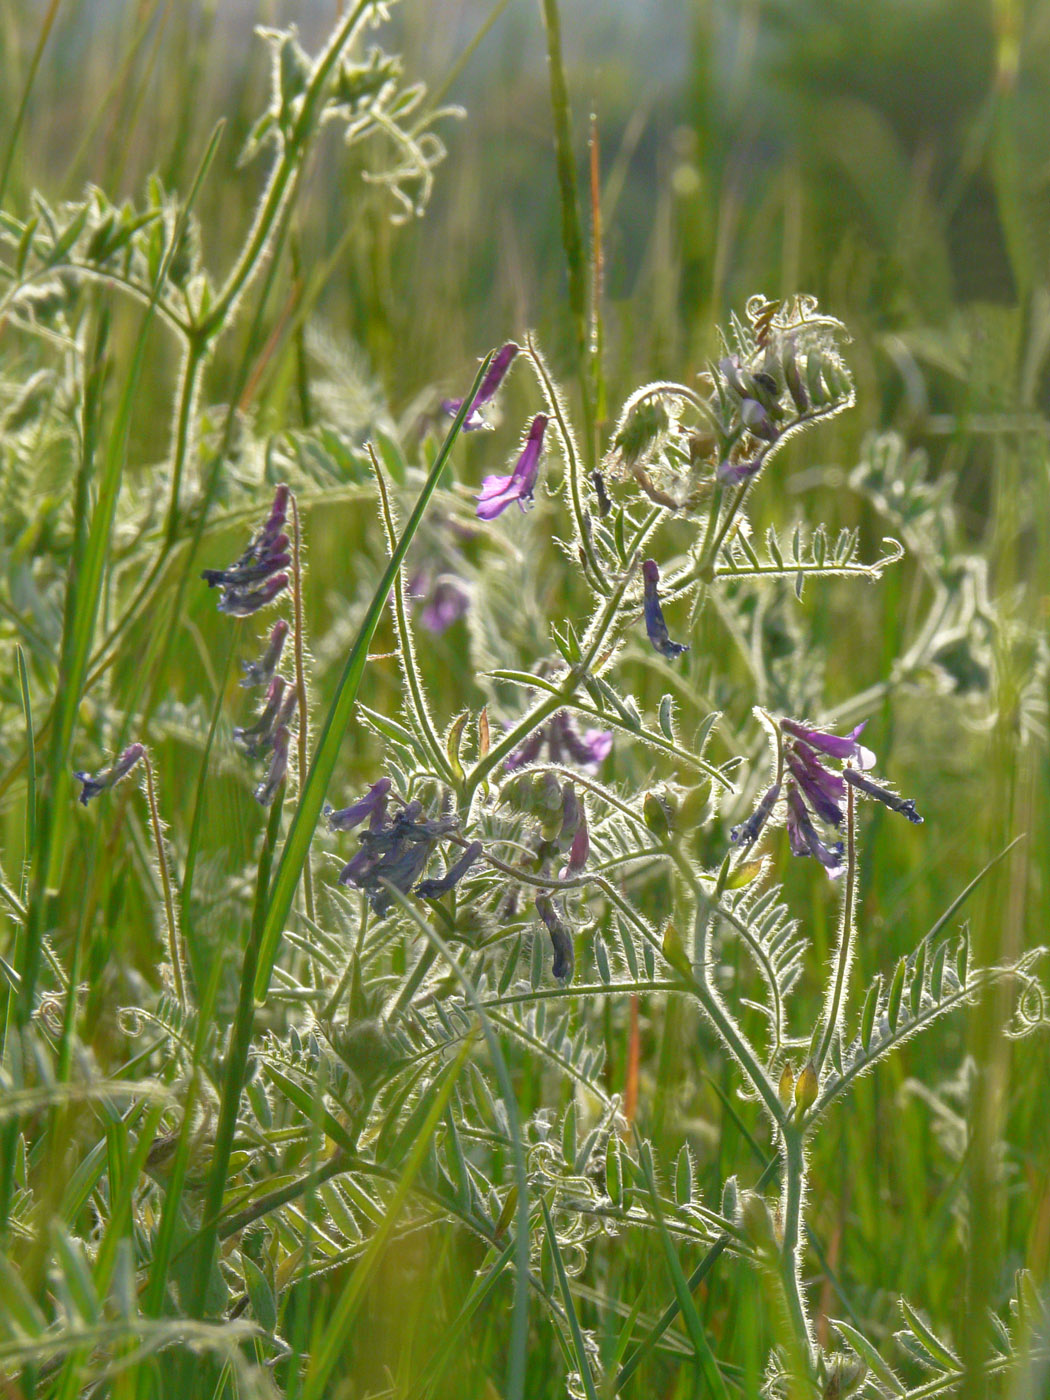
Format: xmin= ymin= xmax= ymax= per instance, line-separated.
xmin=336 ymin=800 xmax=458 ymax=917
xmin=74 ymin=743 xmax=144 ymax=805
xmin=241 ymin=619 xmax=289 ymax=688
xmin=556 ymin=783 xmax=589 ymax=877
xmin=442 ymin=342 xmax=519 ymax=430
xmin=842 ymin=768 xmax=923 ymax=824
xmin=415 ymin=840 xmax=483 ymax=898
xmin=772 ymin=714 xmax=922 ymax=879
xmin=254 ymin=726 xmax=289 ymax=806
xmin=785 ymin=741 xmax=845 ymax=828
xmin=202 ymin=485 xmax=291 ymax=616
xmin=785 ymin=783 xmax=844 ymax=875
xmin=781 ymin=718 xmax=875 ymax=768
xmin=535 ymin=895 xmax=574 ymax=983
xmin=641 ymin=559 xmax=688 ymax=660
xmin=504 ymin=710 xmax=612 ymax=773
xmin=730 ymin=781 xmax=781 ymax=851
xmin=408 ymin=569 xmax=471 ymax=634
xmin=476 ymin=414 xmax=549 ymax=520
xmin=716 ymin=457 xmax=760 ymax=486
xmin=325 ymin=778 xmax=392 ymax=832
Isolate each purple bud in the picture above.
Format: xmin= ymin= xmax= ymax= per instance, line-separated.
xmin=786 ymin=784 xmax=844 ymax=877
xmin=445 ymin=342 xmax=519 ymax=430
xmin=535 ymin=895 xmax=574 ymax=983
xmin=415 ymin=841 xmax=483 ymax=898
xmin=730 ymin=781 xmax=780 ymax=850
xmin=234 ymin=677 xmax=286 ymax=756
xmin=716 ymin=457 xmax=761 ymax=486
xmin=325 ymin=778 xmax=392 ymax=832
xmin=842 ymin=767 xmax=922 ymax=823
xmin=641 ymin=559 xmax=688 ymax=660
xmin=785 ymin=744 xmax=845 ymax=828
xmin=740 ymin=398 xmax=777 ymax=441
xmin=217 ymin=572 xmax=289 ymax=617
xmin=74 ymin=743 xmax=145 ymax=805
xmin=475 ymin=414 xmax=549 ymax=520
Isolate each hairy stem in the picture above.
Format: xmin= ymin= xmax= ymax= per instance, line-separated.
xmin=141 ymin=753 xmax=184 ymax=1005
xmin=289 ymin=493 xmax=316 ymax=925
xmin=815 ymin=781 xmax=857 ymax=1074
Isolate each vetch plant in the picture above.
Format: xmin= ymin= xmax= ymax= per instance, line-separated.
xmin=0 ymin=4 xmax=1047 ymax=1399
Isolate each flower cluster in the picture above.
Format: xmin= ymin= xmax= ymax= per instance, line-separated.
xmin=330 ymin=785 xmax=478 ymax=916
xmin=501 ymin=770 xmax=590 ymax=881
xmin=505 ymin=709 xmax=612 ymax=773
xmin=731 ymin=717 xmax=922 ymax=877
xmin=74 ymin=743 xmax=144 ymax=805
xmin=202 ymin=484 xmax=290 ymax=615
xmin=206 ymin=487 xmax=301 ymax=806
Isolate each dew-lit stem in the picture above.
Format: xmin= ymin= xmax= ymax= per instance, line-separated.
xmin=815 ymin=781 xmax=857 ymax=1075
xmin=524 ymin=335 xmax=608 ymax=595
xmin=141 ymin=752 xmax=185 ymax=1005
xmin=289 ymin=493 xmax=315 ymax=925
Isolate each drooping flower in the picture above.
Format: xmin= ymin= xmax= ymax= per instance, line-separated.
xmin=475 ymin=414 xmax=549 ymax=520
xmin=729 ymin=781 xmax=781 ymax=851
xmin=74 ymin=743 xmax=145 ymax=805
xmin=337 ymin=800 xmax=459 ymax=916
xmin=325 ymin=778 xmax=392 ymax=832
xmin=641 ymin=559 xmax=688 ymax=660
xmin=233 ymin=677 xmax=297 ymax=760
xmin=841 ymin=767 xmax=923 ymax=824
xmin=785 ymin=782 xmax=844 ymax=875
xmin=442 ymin=341 xmax=519 ymax=430
xmin=416 ymin=840 xmax=483 ymax=898
xmin=504 ymin=709 xmax=612 ymax=773
xmin=202 ymin=485 xmax=290 ymax=616
xmin=535 ymin=895 xmax=574 ymax=983
xmin=241 ymin=619 xmax=289 ymax=688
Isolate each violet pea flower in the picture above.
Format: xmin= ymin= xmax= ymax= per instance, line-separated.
xmin=476 ymin=414 xmax=549 ymax=520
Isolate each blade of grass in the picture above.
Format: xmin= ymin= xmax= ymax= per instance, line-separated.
xmin=252 ymin=354 xmax=493 ymax=1003
xmin=0 ymin=0 xmax=64 ymax=206
xmin=299 ymin=1034 xmax=474 ymax=1400
xmin=634 ymin=1136 xmax=730 ymax=1399
xmin=542 ymin=1197 xmax=601 ymax=1400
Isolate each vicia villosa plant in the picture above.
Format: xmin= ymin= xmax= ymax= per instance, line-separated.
xmin=0 ymin=4 xmax=1048 ymax=1399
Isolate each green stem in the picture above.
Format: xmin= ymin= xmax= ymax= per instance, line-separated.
xmin=814 ymin=782 xmax=857 ymax=1075
xmin=779 ymin=1125 xmax=816 ymax=1374
xmin=189 ymin=787 xmax=284 ymax=1317
xmin=141 ymin=752 xmax=185 ymax=1005
xmin=539 ymin=0 xmax=593 ymax=447
xmin=163 ymin=337 xmax=206 ymax=546
xmin=289 ymin=494 xmax=316 ymax=925
xmin=199 ymin=0 xmax=374 ymax=341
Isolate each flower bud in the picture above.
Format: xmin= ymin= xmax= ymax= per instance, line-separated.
xmin=794 ymin=1060 xmax=818 ymax=1117
xmin=778 ymin=1063 xmax=795 ymax=1109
